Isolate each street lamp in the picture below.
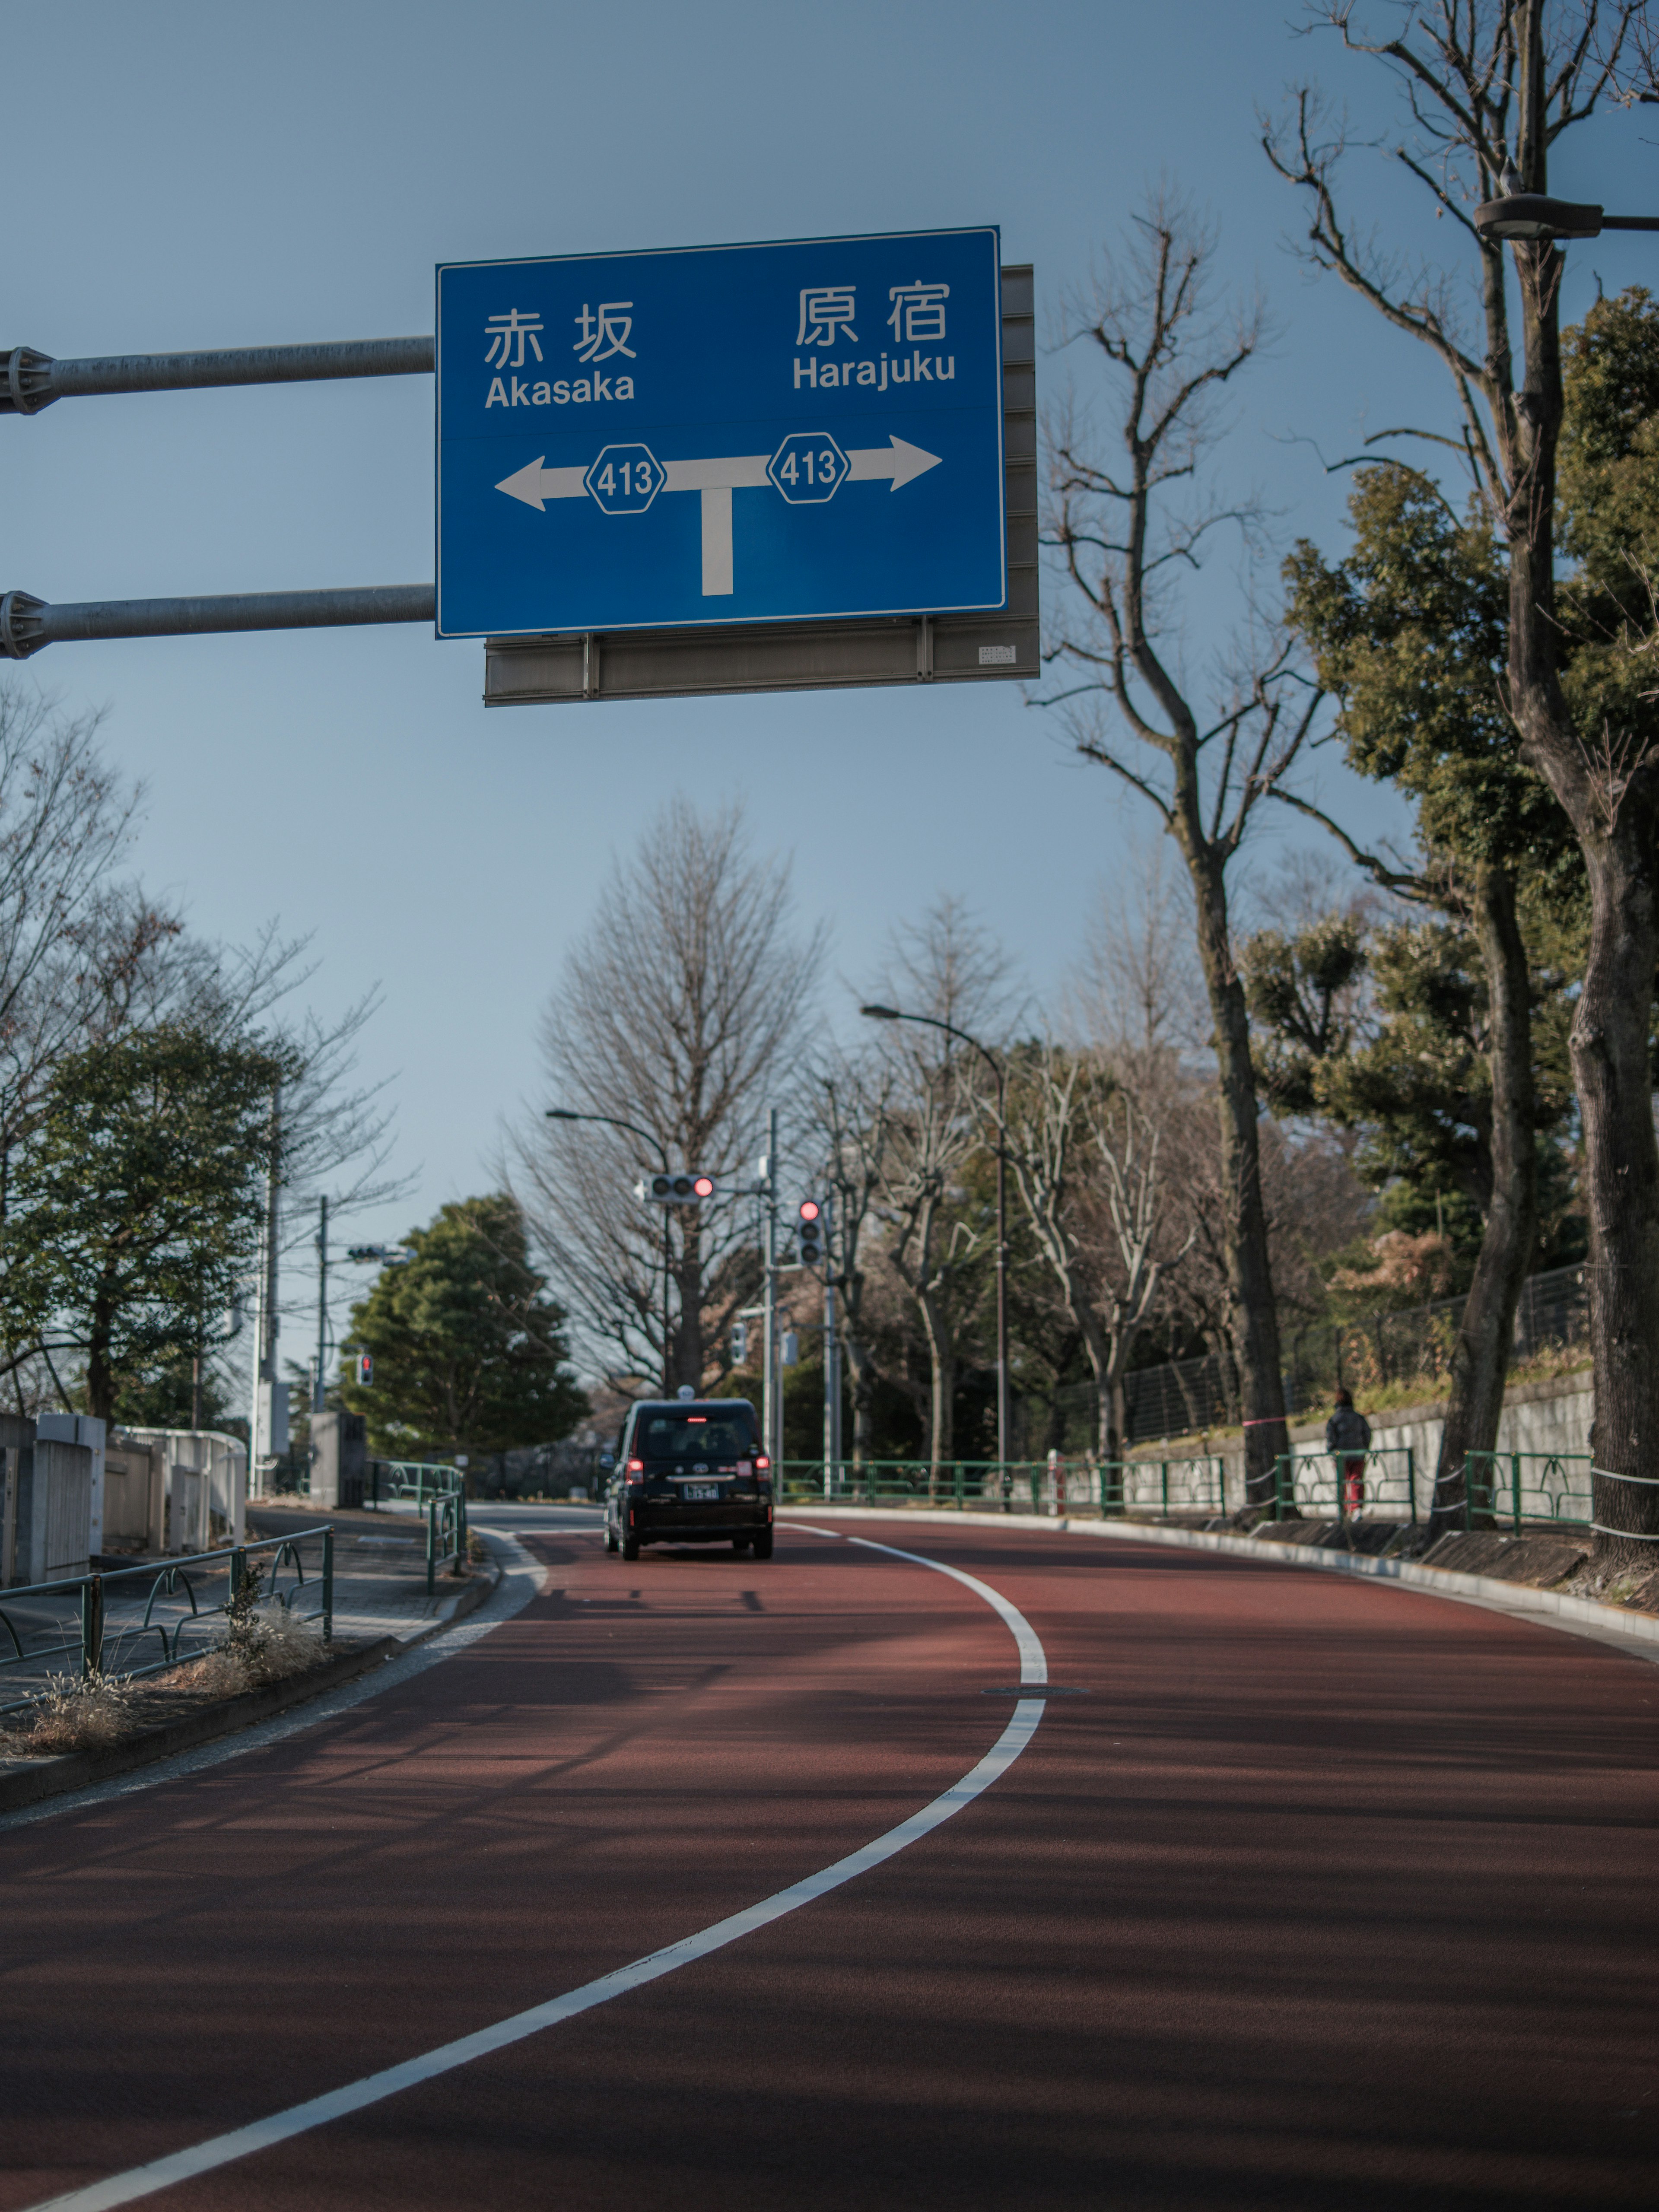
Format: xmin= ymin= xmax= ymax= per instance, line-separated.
xmin=1472 ymin=194 xmax=1659 ymax=241
xmin=546 ymin=1108 xmax=673 ymax=1395
xmin=860 ymin=1003 xmax=1010 ymax=1478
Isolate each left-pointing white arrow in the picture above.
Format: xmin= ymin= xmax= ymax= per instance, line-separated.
xmin=494 ymin=457 xmax=588 ymax=510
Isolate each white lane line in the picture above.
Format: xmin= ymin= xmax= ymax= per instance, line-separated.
xmin=842 ymin=1533 xmax=1047 ymax=1685
xmin=26 ymin=1532 xmax=1047 ymax=2212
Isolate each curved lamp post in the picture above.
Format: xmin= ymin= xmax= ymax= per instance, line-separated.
xmin=546 ymin=1109 xmax=672 ymax=1395
xmin=860 ymin=1004 xmax=1009 ymax=1476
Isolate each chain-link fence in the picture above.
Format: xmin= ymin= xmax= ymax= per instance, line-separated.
xmin=1014 ymin=1262 xmax=1591 ymax=1453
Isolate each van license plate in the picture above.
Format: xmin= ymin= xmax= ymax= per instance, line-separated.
xmin=684 ymin=1484 xmax=719 ymax=1501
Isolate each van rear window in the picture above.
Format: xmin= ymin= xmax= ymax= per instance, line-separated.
xmin=637 ymin=1411 xmax=757 ymax=1460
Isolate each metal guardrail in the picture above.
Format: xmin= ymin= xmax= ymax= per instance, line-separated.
xmin=1273 ymin=1446 xmax=1420 ymax=1526
xmin=1460 ymin=1450 xmax=1592 ymax=1533
xmin=425 ymin=1492 xmax=467 ymax=1595
xmin=370 ymin=1459 xmax=465 ymax=1510
xmin=1271 ymin=1446 xmax=1599 ymax=1534
xmin=0 ymin=1526 xmax=334 ymax=1714
xmin=777 ymin=1458 xmax=1227 ymax=1519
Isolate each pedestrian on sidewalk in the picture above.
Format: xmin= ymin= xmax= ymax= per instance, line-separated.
xmin=1326 ymin=1387 xmax=1372 ymax=1515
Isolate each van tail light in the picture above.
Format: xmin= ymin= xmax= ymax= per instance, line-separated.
xmin=755 ymin=1454 xmax=771 ymax=1473
xmin=626 ymin=1458 xmax=645 ymax=1477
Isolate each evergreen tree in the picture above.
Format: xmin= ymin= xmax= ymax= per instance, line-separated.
xmin=1282 ymin=461 xmax=1583 ymax=1524
xmin=2 ymin=1023 xmax=288 ymax=1424
xmin=339 ymin=1195 xmax=587 ymax=1459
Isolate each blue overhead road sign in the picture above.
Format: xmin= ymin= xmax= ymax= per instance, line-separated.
xmin=435 ymin=228 xmax=1005 ymax=639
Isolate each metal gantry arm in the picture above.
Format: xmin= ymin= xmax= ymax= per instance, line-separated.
xmin=2 ymin=330 xmax=439 ymax=657
xmin=1 ymin=334 xmax=433 ymax=414
xmin=0 ymin=583 xmax=435 ymax=661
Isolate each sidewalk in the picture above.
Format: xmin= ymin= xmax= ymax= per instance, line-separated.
xmin=0 ymin=1521 xmax=501 ymax=1815
xmin=246 ymin=1502 xmax=484 ymax=1646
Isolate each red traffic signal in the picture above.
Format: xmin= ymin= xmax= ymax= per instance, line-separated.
xmin=355 ymin=1351 xmax=374 ymax=1387
xmin=647 ymin=1172 xmax=717 ymax=1204
xmin=798 ymin=1200 xmax=825 ymax=1265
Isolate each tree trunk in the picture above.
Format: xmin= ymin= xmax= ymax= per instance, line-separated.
xmin=1185 ymin=851 xmax=1289 ymax=1505
xmin=1570 ymin=823 xmax=1659 ymax=1564
xmin=916 ymin=1285 xmax=954 ymax=1483
xmin=670 ymin=1215 xmax=706 ymax=1393
xmin=86 ymin=1288 xmax=116 ymax=1426
xmin=843 ymin=1330 xmax=876 ymax=1469
xmin=1427 ymin=866 xmax=1538 ymax=1536
xmin=1502 ymin=9 xmax=1659 ymax=1565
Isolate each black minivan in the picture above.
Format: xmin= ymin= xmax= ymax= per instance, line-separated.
xmin=603 ymin=1398 xmax=774 ymax=1561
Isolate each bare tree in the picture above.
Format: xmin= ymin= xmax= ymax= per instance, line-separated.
xmin=809 ymin=1051 xmax=897 ymax=1469
xmin=1000 ymin=1044 xmax=1185 ymax=1465
xmin=1041 ymin=193 xmax=1325 ymax=1506
xmin=1264 ymin=0 xmax=1658 ymax=1560
xmin=507 ymin=800 xmax=824 ymax=1392
xmin=1068 ymin=845 xmax=1203 ymax=1059
xmin=861 ymin=897 xmax=1014 ymax=1477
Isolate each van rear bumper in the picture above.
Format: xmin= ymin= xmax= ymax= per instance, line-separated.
xmin=631 ymin=1504 xmax=771 ymax=1545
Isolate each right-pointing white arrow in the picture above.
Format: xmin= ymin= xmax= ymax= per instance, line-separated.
xmin=845 ymin=435 xmax=944 ymax=491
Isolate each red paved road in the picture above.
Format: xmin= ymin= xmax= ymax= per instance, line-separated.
xmin=3 ymin=1516 xmax=1658 ymax=2209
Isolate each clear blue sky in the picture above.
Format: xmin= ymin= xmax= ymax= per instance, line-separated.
xmin=6 ymin=1 xmax=1656 ymax=1370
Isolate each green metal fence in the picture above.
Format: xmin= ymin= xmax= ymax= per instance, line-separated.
xmin=1273 ymin=1446 xmax=1419 ymax=1525
xmin=1271 ymin=1444 xmax=1596 ymax=1533
xmin=1100 ymin=1455 xmax=1228 ymax=1518
xmin=1459 ymin=1450 xmax=1592 ymax=1532
xmin=424 ymin=1489 xmax=468 ymax=1594
xmin=0 ymin=1526 xmax=334 ymax=1715
xmin=778 ymin=1457 xmax=1227 ymax=1519
xmin=371 ymin=1459 xmax=465 ymax=1510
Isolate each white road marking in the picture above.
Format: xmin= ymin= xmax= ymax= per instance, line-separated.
xmin=25 ymin=1529 xmax=1046 ymax=2211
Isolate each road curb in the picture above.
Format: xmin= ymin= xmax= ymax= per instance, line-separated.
xmin=780 ymin=1505 xmax=1659 ymax=1664
xmin=0 ymin=1560 xmax=501 ymax=1815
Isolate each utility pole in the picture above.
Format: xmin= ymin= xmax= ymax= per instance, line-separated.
xmin=249 ymin=1086 xmax=281 ymax=1484
xmin=760 ymin=1107 xmax=779 ymax=1469
xmin=314 ymin=1195 xmax=329 ymax=1414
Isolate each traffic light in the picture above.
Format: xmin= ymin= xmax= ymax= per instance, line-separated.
xmin=731 ymin=1320 xmax=747 ymax=1365
xmin=643 ymin=1172 xmax=716 ymax=1204
xmin=355 ymin=1351 xmax=374 ymax=1387
xmin=797 ymin=1198 xmax=824 ymax=1265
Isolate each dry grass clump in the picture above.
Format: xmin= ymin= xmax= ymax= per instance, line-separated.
xmin=15 ymin=1670 xmax=137 ymax=1754
xmin=231 ymin=1599 xmax=326 ymax=1684
xmin=1 ymin=1583 xmax=331 ymax=1763
xmin=166 ymin=1647 xmax=254 ymax=1697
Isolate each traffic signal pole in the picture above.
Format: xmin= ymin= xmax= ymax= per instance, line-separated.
xmin=761 ymin=1107 xmax=779 ymax=1470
